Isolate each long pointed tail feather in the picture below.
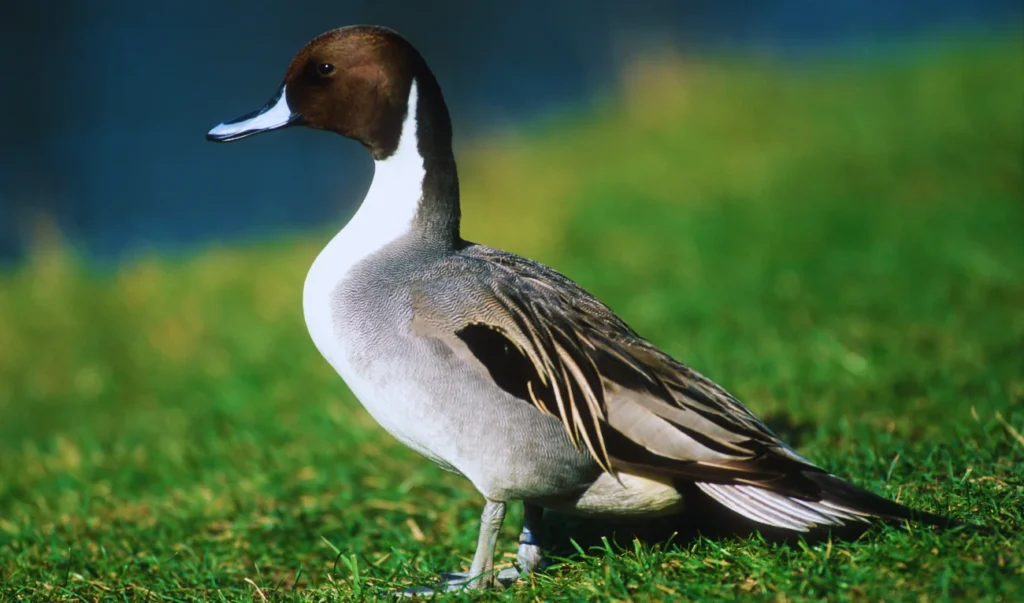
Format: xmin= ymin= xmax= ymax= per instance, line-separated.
xmin=697 ymin=471 xmax=968 ymax=532
xmin=802 ymin=471 xmax=964 ymax=529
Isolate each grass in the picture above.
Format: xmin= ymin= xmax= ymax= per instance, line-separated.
xmin=1 ymin=32 xmax=1023 ymax=601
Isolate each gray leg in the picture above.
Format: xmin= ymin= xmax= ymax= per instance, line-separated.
xmin=400 ymin=499 xmax=507 ymax=596
xmin=465 ymin=499 xmax=507 ymax=588
xmin=516 ymin=503 xmax=545 ymax=575
xmin=495 ymin=502 xmax=546 ymax=585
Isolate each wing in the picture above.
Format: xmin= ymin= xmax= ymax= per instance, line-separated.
xmin=413 ymin=245 xmax=805 ymax=476
xmin=411 ymin=244 xmax=954 ymax=531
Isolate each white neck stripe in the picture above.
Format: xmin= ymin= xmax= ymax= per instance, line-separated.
xmin=303 ymin=81 xmax=425 ymax=354
xmin=322 ymin=80 xmax=424 ymax=273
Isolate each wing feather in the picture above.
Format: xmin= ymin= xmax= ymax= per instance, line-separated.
xmin=424 ymin=246 xmax=799 ymax=480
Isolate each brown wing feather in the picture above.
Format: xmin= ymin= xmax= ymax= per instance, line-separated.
xmin=414 ymin=244 xmax=819 ymax=486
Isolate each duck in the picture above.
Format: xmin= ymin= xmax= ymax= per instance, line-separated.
xmin=207 ymin=25 xmax=959 ymax=592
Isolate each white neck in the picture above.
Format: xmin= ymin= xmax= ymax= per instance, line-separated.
xmin=302 ymin=82 xmax=425 ymax=364
xmin=353 ymin=82 xmax=426 ymax=250
xmin=338 ymin=82 xmax=425 ymax=265
xmin=310 ymin=82 xmax=425 ymax=276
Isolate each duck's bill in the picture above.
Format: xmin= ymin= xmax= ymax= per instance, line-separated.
xmin=206 ymin=84 xmax=302 ymax=142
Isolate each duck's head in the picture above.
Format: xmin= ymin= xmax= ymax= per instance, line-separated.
xmin=207 ymin=25 xmax=449 ymax=161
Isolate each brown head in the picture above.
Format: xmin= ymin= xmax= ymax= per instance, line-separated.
xmin=207 ymin=25 xmax=452 ymax=161
xmin=208 ymin=25 xmax=462 ymax=245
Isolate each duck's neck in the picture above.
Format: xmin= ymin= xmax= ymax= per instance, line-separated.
xmin=409 ymin=72 xmax=461 ymax=249
xmin=356 ymin=77 xmax=460 ymax=260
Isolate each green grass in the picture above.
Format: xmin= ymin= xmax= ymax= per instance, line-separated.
xmin=2 ymin=33 xmax=1023 ymax=601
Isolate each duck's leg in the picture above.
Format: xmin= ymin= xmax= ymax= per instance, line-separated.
xmin=493 ymin=502 xmax=548 ymax=584
xmin=400 ymin=499 xmax=507 ymax=595
xmin=463 ymin=499 xmax=507 ymax=588
xmin=516 ymin=503 xmax=546 ymax=575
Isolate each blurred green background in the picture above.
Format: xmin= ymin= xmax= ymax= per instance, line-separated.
xmin=1 ymin=15 xmax=1023 ymax=603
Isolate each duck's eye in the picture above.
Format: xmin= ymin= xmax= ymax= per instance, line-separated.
xmin=316 ymin=62 xmax=335 ymax=76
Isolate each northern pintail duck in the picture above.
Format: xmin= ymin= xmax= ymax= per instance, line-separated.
xmin=208 ymin=25 xmax=958 ymax=592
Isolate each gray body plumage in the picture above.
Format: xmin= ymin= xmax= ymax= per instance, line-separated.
xmin=333 ymin=237 xmax=603 ymax=504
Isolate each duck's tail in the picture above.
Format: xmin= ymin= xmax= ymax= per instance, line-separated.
xmin=696 ymin=471 xmax=969 ymax=532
